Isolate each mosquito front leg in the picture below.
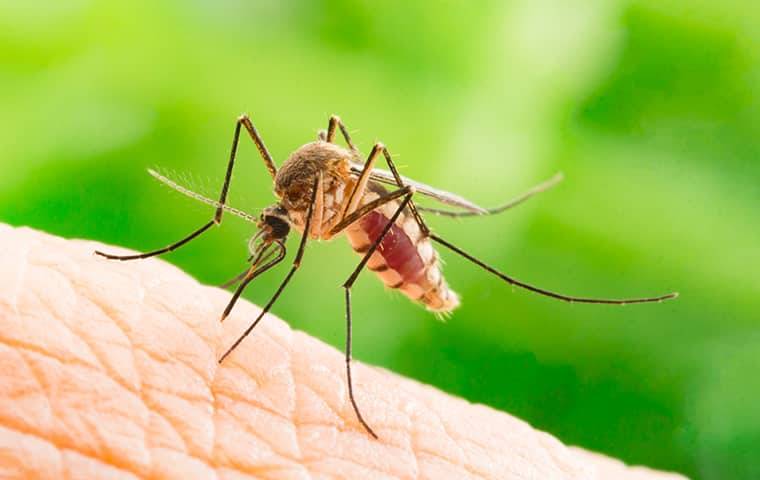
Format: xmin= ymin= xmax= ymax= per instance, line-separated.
xmin=218 ymin=177 xmax=320 ymax=363
xmin=95 ymin=114 xmax=278 ymax=261
xmin=342 ymin=192 xmax=414 ymax=439
xmin=219 ymin=241 xmax=287 ymax=322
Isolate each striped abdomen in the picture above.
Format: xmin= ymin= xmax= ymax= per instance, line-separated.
xmin=345 ymin=186 xmax=459 ymax=313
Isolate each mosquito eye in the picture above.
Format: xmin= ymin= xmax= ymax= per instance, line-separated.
xmin=265 ymin=215 xmax=290 ymax=238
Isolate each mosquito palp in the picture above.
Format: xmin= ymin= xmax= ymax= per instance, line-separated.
xmin=96 ymin=113 xmax=678 ymax=439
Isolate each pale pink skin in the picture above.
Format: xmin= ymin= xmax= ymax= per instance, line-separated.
xmin=0 ymin=224 xmax=687 ymax=480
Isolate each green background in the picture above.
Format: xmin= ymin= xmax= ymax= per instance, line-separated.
xmin=1 ymin=2 xmax=758 ymax=478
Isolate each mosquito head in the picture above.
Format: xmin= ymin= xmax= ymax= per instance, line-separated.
xmin=260 ymin=204 xmax=291 ymax=239
xmin=248 ymin=203 xmax=290 ymax=254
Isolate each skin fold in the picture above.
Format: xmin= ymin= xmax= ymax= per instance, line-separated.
xmin=0 ymin=224 xmax=687 ymax=480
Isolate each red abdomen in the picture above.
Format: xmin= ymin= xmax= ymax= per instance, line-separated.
xmin=361 ymin=211 xmax=426 ymax=284
xmin=345 ymin=199 xmax=459 ymax=313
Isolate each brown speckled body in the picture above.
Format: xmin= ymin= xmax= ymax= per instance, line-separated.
xmin=274 ymin=141 xmax=460 ymax=313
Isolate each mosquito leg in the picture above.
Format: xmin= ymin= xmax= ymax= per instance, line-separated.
xmin=218 ymin=267 xmax=250 ymax=290
xmin=96 ymin=114 xmax=277 ymax=261
xmin=237 ymin=114 xmax=278 ymax=180
xmin=341 ymin=192 xmax=414 ymax=439
xmin=326 ymin=115 xmax=357 ymax=151
xmin=370 ymin=144 xmax=678 ymax=304
xmin=417 ymin=172 xmax=564 ymax=218
xmin=220 ymin=241 xmax=287 ymax=322
xmin=329 ymin=185 xmax=414 ymax=236
xmin=431 ymin=234 xmax=678 ymax=304
xmin=371 ymin=143 xmax=431 ymax=235
xmin=218 ymin=178 xmax=319 ymax=363
xmin=94 ymin=221 xmax=215 ymax=261
xmin=214 ymin=114 xmax=277 ymax=222
xmin=336 ymin=143 xmax=383 ymax=225
xmin=218 ymin=248 xmax=278 ymax=290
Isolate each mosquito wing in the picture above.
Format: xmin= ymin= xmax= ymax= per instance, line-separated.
xmin=349 ymin=162 xmax=488 ymax=214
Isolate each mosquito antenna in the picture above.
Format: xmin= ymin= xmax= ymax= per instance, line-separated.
xmin=431 ymin=234 xmax=678 ymax=304
xmin=147 ymin=169 xmax=259 ymax=223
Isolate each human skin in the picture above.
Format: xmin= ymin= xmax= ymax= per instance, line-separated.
xmin=0 ymin=224 xmax=688 ymax=479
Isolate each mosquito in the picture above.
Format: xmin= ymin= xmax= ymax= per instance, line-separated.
xmin=95 ymin=114 xmax=678 ymax=438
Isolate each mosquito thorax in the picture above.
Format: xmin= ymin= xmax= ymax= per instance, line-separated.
xmin=274 ymin=141 xmax=354 ymax=210
xmin=272 ymin=141 xmax=358 ymax=236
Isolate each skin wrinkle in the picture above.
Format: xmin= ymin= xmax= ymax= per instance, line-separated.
xmin=73 ymin=270 xmax=147 ymax=399
xmin=145 ymin=298 xmax=218 ymax=381
xmin=0 ymin=336 xmax=96 ymax=374
xmin=8 ymin=235 xmax=30 ymax=316
xmin=69 ymin=294 xmax=141 ymax=397
xmin=217 ymin=360 xmax=293 ymax=425
xmin=401 ymin=377 xmax=560 ymax=479
xmin=40 ymin=355 xmax=151 ymax=476
xmin=214 ymin=392 xmax=299 ymax=464
xmin=85 ymin=295 xmax=197 ymax=461
xmin=9 ymin=347 xmax=54 ymax=435
xmin=5 ymin=355 xmax=146 ymax=479
xmin=2 ymin=424 xmax=140 ymax=480
xmin=13 ymin=265 xmax=107 ymax=371
xmin=45 ymin=264 xmax=98 ymax=372
xmin=97 ymin=262 xmax=218 ymax=466
xmin=0 ymin=225 xmax=689 ymax=480
xmin=386 ymin=375 xmax=478 ymax=476
xmin=418 ymin=403 xmax=495 ymax=480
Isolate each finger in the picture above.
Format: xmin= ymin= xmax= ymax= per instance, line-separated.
xmin=0 ymin=224 xmax=687 ymax=480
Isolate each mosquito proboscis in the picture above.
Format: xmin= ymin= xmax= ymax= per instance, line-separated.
xmin=96 ymin=114 xmax=678 ymax=439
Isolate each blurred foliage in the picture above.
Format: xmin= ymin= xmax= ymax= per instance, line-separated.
xmin=1 ymin=1 xmax=758 ymax=478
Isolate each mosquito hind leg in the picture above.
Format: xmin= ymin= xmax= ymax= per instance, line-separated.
xmin=95 ymin=114 xmax=277 ymax=261
xmin=341 ymin=192 xmax=415 ymax=439
xmin=369 ymin=144 xmax=678 ymax=305
xmin=368 ymin=142 xmax=431 ymax=235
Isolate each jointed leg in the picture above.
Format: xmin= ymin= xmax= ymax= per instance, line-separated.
xmin=325 ymin=115 xmax=357 ymax=151
xmin=220 ymin=240 xmax=287 ymax=322
xmin=430 ymin=235 xmax=677 ymax=304
xmin=219 ymin=267 xmax=250 ymax=290
xmin=369 ymin=144 xmax=677 ymax=304
xmin=96 ymin=114 xmax=277 ymax=261
xmin=236 ymin=114 xmax=278 ymax=181
xmin=342 ymin=192 xmax=414 ymax=439
xmin=329 ymin=185 xmax=413 ymax=236
xmin=95 ymin=220 xmax=216 ymax=261
xmin=218 ymin=177 xmax=320 ymax=363
xmin=368 ymin=143 xmax=430 ymax=235
xmin=338 ymin=143 xmax=384 ymax=223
